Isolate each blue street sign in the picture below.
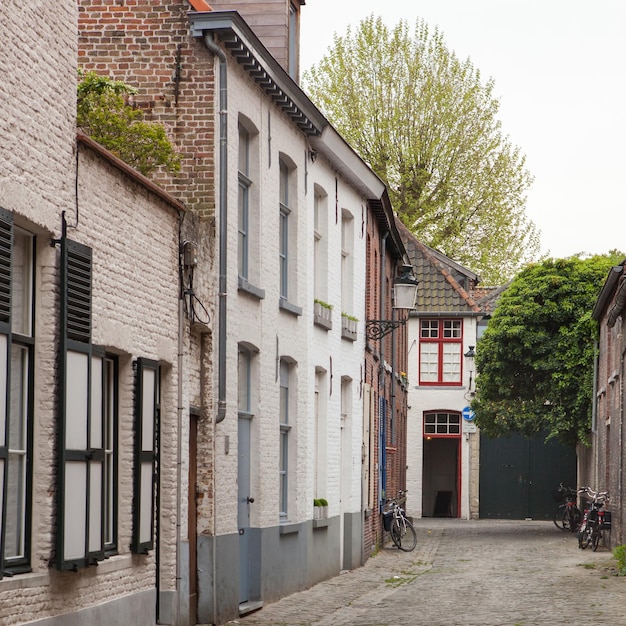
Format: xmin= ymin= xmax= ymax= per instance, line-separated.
xmin=462 ymin=406 xmax=476 ymax=422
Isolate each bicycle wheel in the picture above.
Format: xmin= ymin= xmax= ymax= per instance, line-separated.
xmin=578 ymin=526 xmax=592 ymax=549
xmin=569 ymin=507 xmax=582 ymax=532
xmin=394 ymin=517 xmax=417 ymax=552
xmin=553 ymin=506 xmax=566 ymax=530
xmin=390 ymin=518 xmax=402 ymax=549
xmin=592 ymin=528 xmax=602 ymax=552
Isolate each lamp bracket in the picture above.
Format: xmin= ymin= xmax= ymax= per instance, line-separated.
xmin=365 ymin=319 xmax=406 ymax=340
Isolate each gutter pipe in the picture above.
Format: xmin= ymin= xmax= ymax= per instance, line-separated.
xmin=202 ymin=32 xmax=228 ymax=626
xmin=203 ymin=32 xmax=228 ymax=425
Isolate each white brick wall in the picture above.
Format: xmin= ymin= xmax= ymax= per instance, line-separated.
xmin=212 ymin=60 xmax=367 ymax=538
xmin=0 ymin=4 xmax=185 ymax=614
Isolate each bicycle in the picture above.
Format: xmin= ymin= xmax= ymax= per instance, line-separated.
xmin=552 ymin=482 xmax=581 ymax=532
xmin=382 ymin=490 xmax=417 ymax=552
xmin=577 ymin=487 xmax=610 ymax=551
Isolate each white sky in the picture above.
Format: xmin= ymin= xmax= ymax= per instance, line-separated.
xmin=300 ymin=0 xmax=626 ymax=260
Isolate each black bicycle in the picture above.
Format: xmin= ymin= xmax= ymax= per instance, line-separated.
xmin=552 ymin=483 xmax=581 ymax=532
xmin=577 ymin=487 xmax=610 ymax=551
xmin=383 ymin=490 xmax=417 ymax=552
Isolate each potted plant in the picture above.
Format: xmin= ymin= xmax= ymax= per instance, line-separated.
xmin=341 ymin=313 xmax=358 ymax=340
xmin=314 ymin=498 xmax=328 ymax=519
xmin=314 ymin=299 xmax=333 ymax=329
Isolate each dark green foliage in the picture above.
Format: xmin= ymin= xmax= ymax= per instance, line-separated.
xmin=473 ymin=254 xmax=624 ymax=446
xmin=77 ymin=71 xmax=180 ymax=177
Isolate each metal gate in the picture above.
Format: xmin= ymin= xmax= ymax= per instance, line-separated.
xmin=479 ymin=431 xmax=577 ymax=519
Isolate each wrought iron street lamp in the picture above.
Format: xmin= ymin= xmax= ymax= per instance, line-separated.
xmin=366 ymin=265 xmax=419 ymax=340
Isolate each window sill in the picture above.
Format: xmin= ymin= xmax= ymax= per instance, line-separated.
xmin=313 ymin=518 xmax=329 ymax=530
xmin=279 ymin=521 xmax=301 ymax=535
xmin=279 ymin=298 xmax=302 ymax=316
xmin=238 ymin=277 xmax=265 ymax=300
xmin=341 ymin=328 xmax=357 ymax=341
xmin=314 ymin=314 xmax=332 ymax=330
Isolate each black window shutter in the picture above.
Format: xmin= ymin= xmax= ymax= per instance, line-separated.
xmin=57 ymin=238 xmax=104 ymax=570
xmin=0 ymin=208 xmax=12 ymax=580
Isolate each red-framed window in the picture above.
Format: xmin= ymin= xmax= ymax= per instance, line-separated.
xmin=419 ymin=319 xmax=462 ymax=385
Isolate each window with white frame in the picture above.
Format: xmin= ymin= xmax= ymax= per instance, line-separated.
xmin=0 ymin=219 xmax=34 ymax=578
xmin=279 ymin=358 xmax=294 ymax=519
xmin=419 ymin=319 xmax=462 ymax=385
xmin=313 ymin=188 xmax=328 ymax=304
xmin=314 ymin=367 xmax=327 ymax=499
xmin=279 ymin=159 xmax=290 ymax=300
xmin=238 ymin=119 xmax=260 ymax=290
xmin=424 ymin=411 xmax=461 ymax=435
xmin=238 ymin=124 xmax=251 ymax=280
xmin=341 ymin=210 xmax=354 ymax=316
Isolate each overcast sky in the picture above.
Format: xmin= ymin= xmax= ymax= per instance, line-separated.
xmin=300 ymin=0 xmax=626 ymax=260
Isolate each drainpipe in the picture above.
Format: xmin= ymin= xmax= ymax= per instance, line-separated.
xmin=203 ymin=32 xmax=228 ymax=426
xmin=203 ymin=32 xmax=227 ymax=626
xmin=175 ymin=297 xmax=184 ymax=626
xmin=379 ymin=232 xmax=389 ymax=509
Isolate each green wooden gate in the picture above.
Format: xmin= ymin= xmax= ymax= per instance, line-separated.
xmin=479 ymin=431 xmax=577 ymax=519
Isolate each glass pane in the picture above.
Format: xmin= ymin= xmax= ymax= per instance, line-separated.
xmin=89 ymin=461 xmax=102 ymax=552
xmin=141 ymin=368 xmax=155 ymax=452
xmin=90 ymin=355 xmax=103 ymax=448
xmin=420 ymin=343 xmax=438 ymax=382
xmin=450 ymin=424 xmax=460 ymax=434
xmin=11 ymin=230 xmax=33 ymax=337
xmin=238 ymin=127 xmax=249 ymax=174
xmin=238 ymin=351 xmax=250 ymax=412
xmin=66 ymin=351 xmax=89 ymax=450
xmin=424 ymin=424 xmax=435 ymax=434
xmin=140 ymin=461 xmax=153 ymax=543
xmin=64 ymin=461 xmax=87 ymax=560
xmin=9 ymin=344 xmax=27 ymax=450
xmin=5 ymin=452 xmax=25 ymax=558
xmin=0 ymin=334 xmax=7 ymax=446
xmin=0 ymin=459 xmax=3 ymax=538
xmin=443 ymin=343 xmax=461 ymax=382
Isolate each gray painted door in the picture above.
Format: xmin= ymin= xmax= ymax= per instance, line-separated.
xmin=238 ymin=416 xmax=252 ymax=603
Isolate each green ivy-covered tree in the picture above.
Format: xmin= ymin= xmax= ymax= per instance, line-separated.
xmin=473 ymin=253 xmax=624 ymax=446
xmin=303 ymin=15 xmax=539 ymax=284
xmin=77 ymin=70 xmax=180 ymax=176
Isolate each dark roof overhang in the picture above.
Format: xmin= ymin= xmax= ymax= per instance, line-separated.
xmin=189 ymin=10 xmax=326 ymax=137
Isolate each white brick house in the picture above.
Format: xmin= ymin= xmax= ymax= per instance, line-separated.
xmin=0 ymin=3 xmax=188 ymax=624
xmin=188 ymin=10 xmax=388 ymax=623
xmin=398 ymin=224 xmax=482 ymax=521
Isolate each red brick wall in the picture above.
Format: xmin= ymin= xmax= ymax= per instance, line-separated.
xmin=77 ymin=0 xmax=217 ymax=218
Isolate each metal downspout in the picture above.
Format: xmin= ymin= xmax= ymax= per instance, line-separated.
xmin=175 ymin=297 xmax=184 ymax=626
xmin=379 ymin=232 xmax=389 ymax=507
xmin=203 ymin=32 xmax=227 ymax=626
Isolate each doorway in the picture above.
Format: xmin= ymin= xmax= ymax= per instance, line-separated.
xmin=422 ymin=437 xmax=460 ymax=517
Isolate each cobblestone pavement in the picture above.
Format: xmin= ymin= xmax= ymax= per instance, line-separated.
xmin=225 ymin=518 xmax=626 ymax=626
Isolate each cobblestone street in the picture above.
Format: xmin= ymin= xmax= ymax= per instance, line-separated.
xmin=226 ymin=519 xmax=626 ymax=626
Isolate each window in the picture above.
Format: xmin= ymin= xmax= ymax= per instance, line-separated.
xmin=238 ymin=125 xmax=251 ymax=280
xmin=279 ymin=359 xmax=293 ymax=519
xmin=419 ymin=319 xmax=462 ymax=385
xmin=314 ymin=368 xmax=327 ymax=499
xmin=102 ymin=354 xmax=118 ymax=553
xmin=279 ymin=159 xmax=290 ymax=300
xmin=341 ymin=210 xmax=354 ymax=316
xmin=131 ymin=358 xmax=159 ymax=555
xmin=424 ymin=411 xmax=461 ymax=436
xmin=0 ymin=217 xmax=34 ymax=578
xmin=57 ymin=238 xmax=107 ymax=570
xmin=313 ymin=188 xmax=328 ymax=304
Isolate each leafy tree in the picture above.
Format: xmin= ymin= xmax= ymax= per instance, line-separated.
xmin=472 ymin=253 xmax=624 ymax=446
xmin=303 ymin=15 xmax=539 ymax=284
xmin=77 ymin=71 xmax=180 ymax=176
